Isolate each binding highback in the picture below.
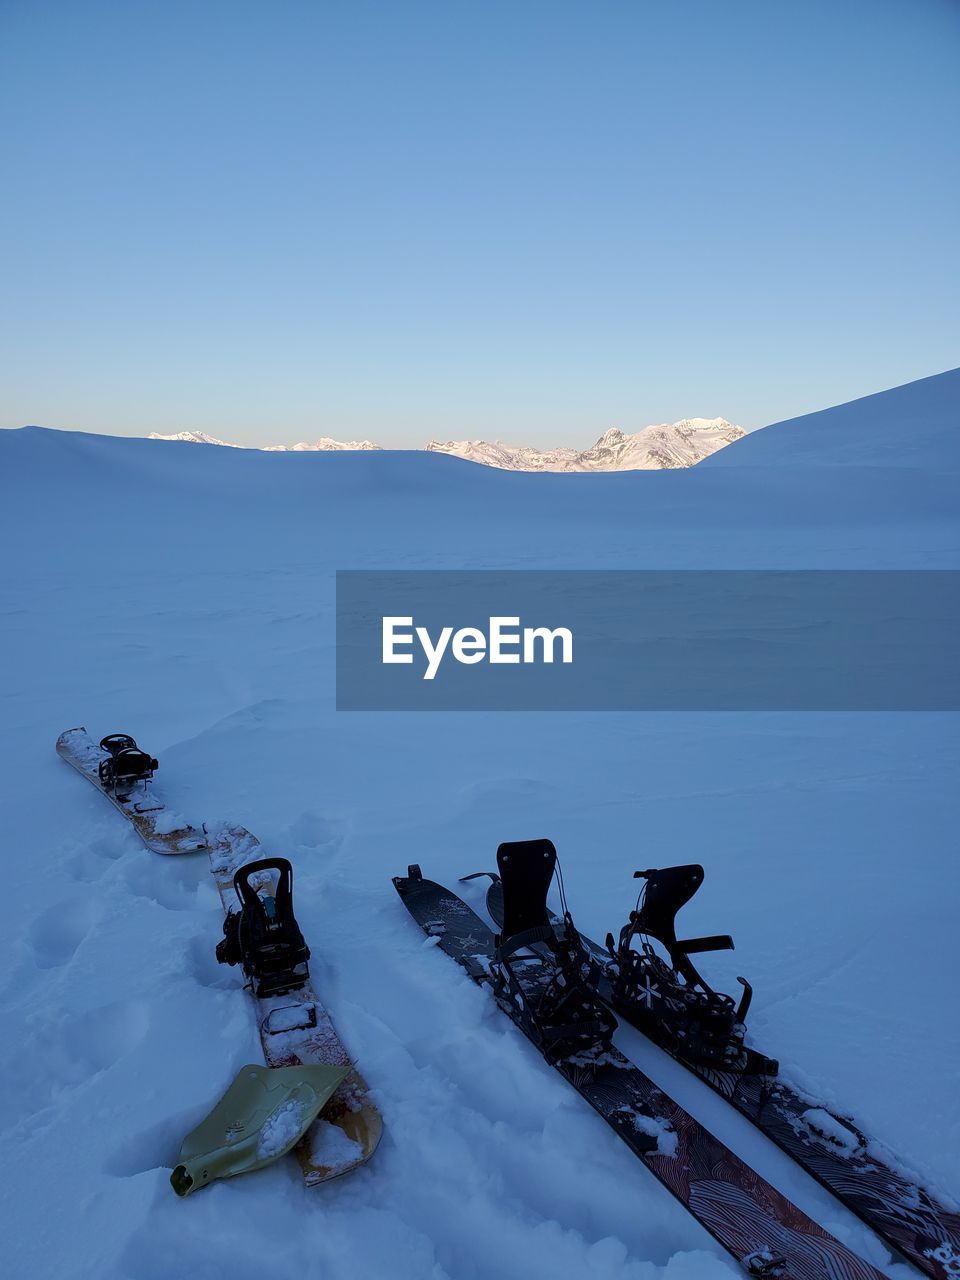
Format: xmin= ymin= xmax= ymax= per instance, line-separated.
xmin=493 ymin=838 xmax=616 ymax=1061
xmin=609 ymin=864 xmax=773 ymax=1073
xmin=618 ymin=864 xmax=735 ymax=994
xmin=234 ymin=858 xmax=295 ymax=921
xmin=496 ymin=839 xmax=557 ymax=947
xmin=217 ymin=857 xmax=310 ymax=998
xmin=632 ymin=864 xmax=705 ymax=954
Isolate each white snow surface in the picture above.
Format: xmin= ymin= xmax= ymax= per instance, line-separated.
xmin=311 ymin=1118 xmax=364 ymax=1166
xmin=633 ymin=1114 xmax=679 ymax=1160
xmin=1 ymin=367 xmax=959 ymax=1280
xmin=799 ymin=1108 xmax=863 ymax=1157
xmin=149 ymin=809 xmax=190 ymax=837
xmin=256 ymin=1099 xmax=308 ymax=1160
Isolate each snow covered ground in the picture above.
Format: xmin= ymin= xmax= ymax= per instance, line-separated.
xmin=1 ymin=369 xmax=958 ymax=1280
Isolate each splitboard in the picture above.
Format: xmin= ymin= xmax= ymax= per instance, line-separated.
xmin=56 ymin=727 xmax=206 ymax=855
xmin=209 ymin=822 xmax=382 ymax=1184
xmin=481 ymin=874 xmax=960 ymax=1280
xmin=394 ymin=868 xmax=891 ymax=1280
xmin=56 ymin=727 xmax=382 ymax=1186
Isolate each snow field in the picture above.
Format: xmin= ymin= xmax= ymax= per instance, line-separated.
xmin=1 ymin=369 xmax=958 ymax=1278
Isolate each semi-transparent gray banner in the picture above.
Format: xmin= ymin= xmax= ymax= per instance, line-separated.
xmin=335 ymin=570 xmax=960 ymax=711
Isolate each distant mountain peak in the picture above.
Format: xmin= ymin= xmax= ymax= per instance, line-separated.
xmin=149 ymin=432 xmax=381 ymax=453
xmin=426 ymin=418 xmax=744 ymax=472
xmin=263 ymin=437 xmax=381 ymax=452
xmin=147 ymin=417 xmax=744 ymax=471
xmin=148 ymin=431 xmax=239 ymax=447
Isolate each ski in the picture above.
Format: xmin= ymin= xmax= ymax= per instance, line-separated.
xmin=394 ymin=844 xmax=890 ymax=1280
xmin=208 ymin=822 xmax=382 ymax=1185
xmin=56 ymin=727 xmax=206 ymax=854
xmin=475 ymin=859 xmax=960 ymax=1280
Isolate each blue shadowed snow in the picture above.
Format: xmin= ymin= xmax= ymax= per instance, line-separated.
xmin=0 ymin=369 xmax=957 ymax=1280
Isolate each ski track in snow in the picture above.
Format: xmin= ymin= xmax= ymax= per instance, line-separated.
xmin=1 ymin=370 xmax=959 ymax=1279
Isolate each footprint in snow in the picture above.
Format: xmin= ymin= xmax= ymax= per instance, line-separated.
xmin=285 ymin=810 xmax=346 ymax=853
xmin=28 ymin=896 xmax=101 ymax=969
xmin=16 ymin=998 xmax=153 ymax=1107
xmin=57 ymin=998 xmax=152 ymax=1075
xmin=62 ymin=831 xmax=134 ymax=883
xmin=122 ymin=854 xmax=207 ymax=911
xmin=103 ymin=1105 xmax=205 ymax=1178
xmin=187 ymin=932 xmax=237 ymax=990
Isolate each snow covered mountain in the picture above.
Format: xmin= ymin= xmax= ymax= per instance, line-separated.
xmin=426 ymin=418 xmax=745 ymax=471
xmin=262 ymin=437 xmax=381 ymax=452
xmin=148 ymin=430 xmax=240 ymax=447
xmin=150 ymin=431 xmax=381 ymax=452
xmin=1 ymin=368 xmax=958 ymax=1280
xmin=146 ymin=418 xmax=742 ymax=469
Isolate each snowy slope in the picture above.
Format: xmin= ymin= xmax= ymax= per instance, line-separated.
xmin=425 ymin=418 xmax=745 ymax=470
xmin=1 ymin=369 xmax=958 ymax=1280
xmin=704 ymin=368 xmax=960 ymax=468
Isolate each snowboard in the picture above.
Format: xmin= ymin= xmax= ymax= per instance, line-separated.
xmin=209 ymin=822 xmax=382 ymax=1184
xmin=56 ymin=728 xmax=382 ymax=1185
xmin=394 ymin=868 xmax=890 ymax=1280
xmin=481 ymin=874 xmax=960 ymax=1280
xmin=56 ymin=727 xmax=206 ymax=855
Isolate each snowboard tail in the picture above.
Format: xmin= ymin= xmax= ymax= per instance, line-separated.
xmin=209 ymin=823 xmax=382 ymax=1184
xmin=171 ymin=1062 xmax=350 ymax=1196
xmin=56 ymin=727 xmax=205 ymax=855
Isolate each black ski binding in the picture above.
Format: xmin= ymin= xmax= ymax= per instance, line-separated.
xmin=98 ymin=733 xmax=158 ymax=795
xmin=606 ymin=864 xmax=777 ymax=1077
xmin=492 ymin=839 xmax=615 ymax=1063
xmin=216 ymin=858 xmax=310 ymax=998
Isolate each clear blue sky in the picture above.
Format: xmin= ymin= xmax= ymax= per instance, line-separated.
xmin=1 ymin=0 xmax=958 ymax=447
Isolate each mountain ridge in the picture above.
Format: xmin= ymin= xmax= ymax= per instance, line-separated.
xmin=147 ymin=417 xmax=744 ymax=471
xmin=426 ymin=418 xmax=744 ymax=471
